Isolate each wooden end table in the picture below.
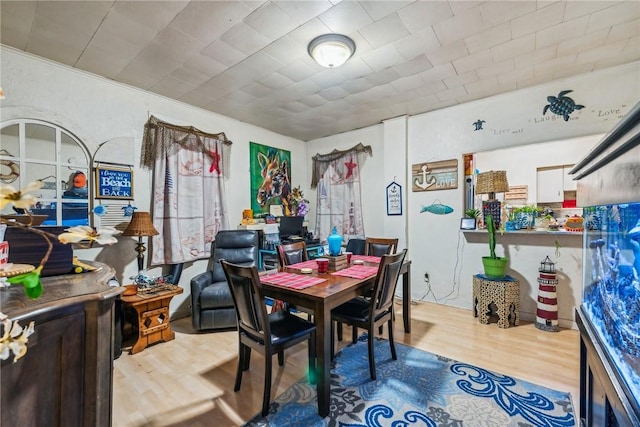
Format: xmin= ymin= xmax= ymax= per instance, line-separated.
xmin=121 ymin=284 xmax=183 ymax=354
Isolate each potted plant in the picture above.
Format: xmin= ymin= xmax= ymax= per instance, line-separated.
xmin=482 ymin=214 xmax=508 ymax=279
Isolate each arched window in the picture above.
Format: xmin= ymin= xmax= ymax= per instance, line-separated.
xmin=0 ymin=119 xmax=90 ymax=227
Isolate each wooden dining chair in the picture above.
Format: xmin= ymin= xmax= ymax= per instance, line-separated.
xmin=276 ymin=241 xmax=314 ymax=320
xmin=277 ymin=241 xmax=308 ymax=268
xmin=330 ymin=249 xmax=407 ymax=380
xmin=221 ymin=260 xmax=316 ymax=416
xmin=364 ymin=237 xmax=399 ymax=256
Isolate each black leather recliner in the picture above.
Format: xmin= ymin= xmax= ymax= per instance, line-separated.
xmin=190 ymin=230 xmax=260 ymax=331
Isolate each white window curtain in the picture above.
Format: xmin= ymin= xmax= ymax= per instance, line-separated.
xmin=311 ymin=143 xmax=372 ymax=242
xmin=141 ymin=116 xmax=232 ymax=265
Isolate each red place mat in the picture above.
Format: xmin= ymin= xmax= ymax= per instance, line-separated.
xmin=331 ymin=265 xmax=379 ymax=279
xmin=351 ymin=255 xmax=382 ymax=264
xmin=260 ymin=272 xmax=326 ymax=289
xmin=286 ymin=260 xmax=320 ymax=270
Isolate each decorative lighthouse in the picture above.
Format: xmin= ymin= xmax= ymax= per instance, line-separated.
xmin=535 ymin=256 xmax=559 ymax=332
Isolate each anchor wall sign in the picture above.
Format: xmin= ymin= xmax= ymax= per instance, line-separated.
xmin=411 ymin=159 xmax=458 ymax=192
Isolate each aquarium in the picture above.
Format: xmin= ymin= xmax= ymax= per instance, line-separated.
xmin=582 ymin=202 xmax=640 ymax=411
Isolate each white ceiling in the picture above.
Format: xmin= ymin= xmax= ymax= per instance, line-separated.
xmin=1 ymin=1 xmax=639 ymax=141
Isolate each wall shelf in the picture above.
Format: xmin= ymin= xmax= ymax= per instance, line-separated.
xmin=462 ymin=229 xmax=583 ymax=236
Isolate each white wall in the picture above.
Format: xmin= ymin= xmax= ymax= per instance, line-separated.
xmin=1 ymin=47 xmax=307 ymax=318
xmin=3 ymin=44 xmax=639 ymax=328
xmin=307 ymin=61 xmax=640 ymax=328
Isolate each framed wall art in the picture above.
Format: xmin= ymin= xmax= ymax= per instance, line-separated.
xmin=249 ymin=142 xmax=291 ymax=216
xmin=386 ymin=181 xmax=402 ymax=215
xmin=95 ymin=164 xmax=134 ymax=200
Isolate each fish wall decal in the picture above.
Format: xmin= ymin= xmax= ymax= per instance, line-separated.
xmin=420 ymin=203 xmax=453 ymax=215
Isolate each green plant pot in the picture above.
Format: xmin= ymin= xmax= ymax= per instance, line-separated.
xmin=482 ymin=256 xmax=509 ymax=279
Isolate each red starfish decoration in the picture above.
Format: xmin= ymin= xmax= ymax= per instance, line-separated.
xmin=344 ymin=157 xmax=357 ymax=179
xmin=208 ymin=145 xmax=221 ymax=174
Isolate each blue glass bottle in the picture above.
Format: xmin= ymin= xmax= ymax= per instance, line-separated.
xmin=327 ymin=227 xmax=343 ymax=256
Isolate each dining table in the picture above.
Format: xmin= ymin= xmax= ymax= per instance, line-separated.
xmin=259 ymin=256 xmax=412 ymax=418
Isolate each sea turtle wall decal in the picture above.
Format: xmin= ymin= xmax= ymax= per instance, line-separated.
xmin=543 ymin=90 xmax=584 ymax=121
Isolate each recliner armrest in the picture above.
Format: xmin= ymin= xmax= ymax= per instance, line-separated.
xmin=191 ymin=270 xmax=214 ymax=297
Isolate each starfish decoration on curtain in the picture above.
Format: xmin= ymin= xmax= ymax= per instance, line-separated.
xmin=208 ymin=145 xmax=221 ymax=174
xmin=344 ymin=156 xmax=357 ymax=179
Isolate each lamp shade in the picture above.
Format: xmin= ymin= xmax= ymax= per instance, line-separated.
xmin=122 ymin=212 xmax=159 ymax=237
xmin=475 ymin=170 xmax=509 ymax=196
xmin=308 ymin=34 xmax=355 ymax=68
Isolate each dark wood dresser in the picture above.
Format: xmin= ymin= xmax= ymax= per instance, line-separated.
xmin=0 ymin=262 xmax=123 ymax=427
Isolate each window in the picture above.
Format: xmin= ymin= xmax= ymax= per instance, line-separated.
xmin=0 ymin=119 xmax=90 ymax=227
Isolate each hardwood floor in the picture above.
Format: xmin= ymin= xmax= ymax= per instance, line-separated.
xmin=113 ymin=301 xmax=580 ymax=426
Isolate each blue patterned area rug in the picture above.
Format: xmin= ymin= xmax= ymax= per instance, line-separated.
xmin=244 ymin=335 xmax=575 ymax=427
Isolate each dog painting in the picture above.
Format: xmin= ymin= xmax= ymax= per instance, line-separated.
xmin=250 ymin=142 xmax=292 ymax=216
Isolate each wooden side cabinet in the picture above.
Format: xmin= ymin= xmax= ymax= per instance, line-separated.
xmin=0 ymin=262 xmax=123 ymax=427
xmin=576 ymin=307 xmax=639 ymax=427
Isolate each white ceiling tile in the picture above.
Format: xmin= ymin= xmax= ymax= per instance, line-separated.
xmin=34 ymin=1 xmax=113 ymax=37
xmin=260 ymin=73 xmax=295 ymax=90
xmin=394 ymin=28 xmax=441 ymax=60
xmin=452 ymin=49 xmax=494 ymax=74
xmin=564 ymin=0 xmax=626 ymax=21
xmin=414 ymin=80 xmax=448 ymax=96
xmin=514 ymin=45 xmax=558 ymax=68
xmin=151 ymin=76 xmax=198 ymax=99
xmin=607 ymin=18 xmax=640 ymax=43
xmin=557 ymin=28 xmax=609 ymax=56
xmin=318 ymin=1 xmax=373 ymax=34
xmin=533 ymin=53 xmax=578 ymax=78
xmin=117 ymin=64 xmax=165 ymax=90
xmin=76 ymin=45 xmax=131 ymax=79
xmin=220 ymin=22 xmax=272 ymax=56
xmin=364 ymin=68 xmax=402 ymax=86
xmin=418 ymin=63 xmax=458 ymax=84
xmin=360 ymin=1 xmax=413 ymax=21
xmin=287 ymin=18 xmax=332 ymax=46
xmin=223 ymin=89 xmax=258 ymax=105
xmin=201 ymin=40 xmax=247 ymax=67
xmin=0 ymin=2 xmax=36 ymax=49
xmin=464 ymin=76 xmax=500 ymax=98
xmin=585 ymin=1 xmax=640 ymax=33
xmin=359 ymin=13 xmax=410 ymax=48
xmin=497 ymin=66 xmax=535 ymax=87
xmin=183 ymin=54 xmax=227 ymax=80
xmin=299 ymin=94 xmax=328 ymax=108
xmin=511 ymin=2 xmax=565 ymax=38
xmin=476 ymin=58 xmax=514 ymax=80
xmin=340 ymin=77 xmax=375 ymax=94
xmin=274 ymin=0 xmax=333 ymax=25
xmin=433 ymin=6 xmax=484 ymax=46
xmin=425 ymin=40 xmax=469 ymax=66
xmin=262 ymin=36 xmax=308 ymax=65
xmin=362 ymin=44 xmax=406 ymax=72
xmin=318 ymin=86 xmax=350 ymax=100
xmin=397 ymin=1 xmax=453 ymax=33
xmin=392 ymin=55 xmax=432 ymax=77
xmin=575 ymin=38 xmax=627 ymax=64
xmin=443 ymin=70 xmax=479 ymax=89
xmin=435 ymin=85 xmax=468 ymax=102
xmin=491 ymin=34 xmax=536 ymax=63
xmin=552 ymin=62 xmax=595 ymax=80
xmin=278 ymin=59 xmax=318 ymax=82
xmin=170 ymin=65 xmax=213 ymax=87
xmin=155 ymin=28 xmax=207 ymax=62
xmin=244 ymin=1 xmax=298 ymax=40
xmin=390 ymin=74 xmax=427 ymax=93
xmin=113 ymin=1 xmax=189 ymax=33
xmin=171 ymin=1 xmax=252 ymax=43
xmin=480 ymin=1 xmax=537 ymax=29
xmin=536 ymin=16 xmax=589 ymax=49
xmin=465 ymin=23 xmax=512 ymax=54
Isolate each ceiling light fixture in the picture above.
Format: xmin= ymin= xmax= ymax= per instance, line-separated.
xmin=308 ymin=34 xmax=356 ymax=68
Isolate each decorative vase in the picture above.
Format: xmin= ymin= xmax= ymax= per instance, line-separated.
xmin=505 ymin=221 xmax=516 ymax=231
xmin=327 ymin=227 xmax=343 ymax=256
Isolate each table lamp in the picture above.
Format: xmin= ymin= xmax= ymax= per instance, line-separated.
xmin=122 ymin=211 xmax=159 ymax=272
xmin=475 ymin=170 xmax=509 ymax=228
